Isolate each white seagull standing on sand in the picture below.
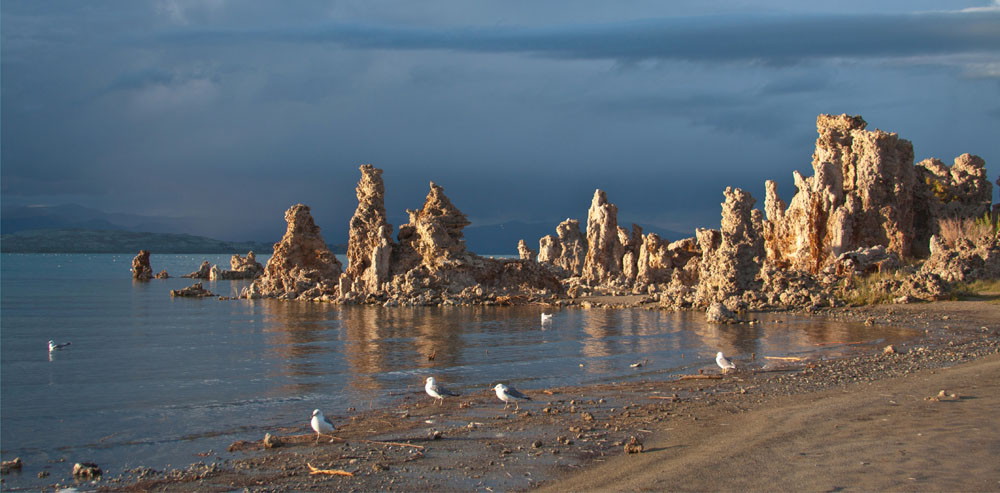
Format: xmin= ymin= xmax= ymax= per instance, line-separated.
xmin=425 ymin=377 xmax=460 ymax=406
xmin=493 ymin=383 xmax=531 ymax=410
xmin=310 ymin=409 xmax=336 ymax=443
xmin=48 ymin=340 xmax=71 ymax=352
xmin=716 ymin=351 xmax=736 ymax=374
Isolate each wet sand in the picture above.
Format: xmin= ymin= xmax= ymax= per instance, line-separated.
xmin=14 ymin=299 xmax=1000 ymax=491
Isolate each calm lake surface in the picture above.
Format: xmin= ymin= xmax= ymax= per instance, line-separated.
xmin=0 ymin=253 xmax=916 ymax=487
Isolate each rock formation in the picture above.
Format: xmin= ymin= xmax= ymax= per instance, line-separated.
xmin=131 ymin=250 xmax=153 ymax=280
xmin=581 ymin=190 xmax=624 ymax=284
xmin=154 ymin=270 xmax=170 ymax=279
xmin=346 ymin=164 xmax=393 ymax=293
xmin=921 ymin=234 xmax=1000 ymax=284
xmin=537 ymin=219 xmax=588 ymax=277
xmin=183 ymin=261 xmax=212 ymax=279
xmin=517 ymin=239 xmax=536 ymax=260
xmin=912 ymin=153 xmax=993 ymax=255
xmin=246 ymin=204 xmax=343 ymax=301
xmin=210 ymin=251 xmax=265 ymax=280
xmin=620 ymin=224 xmax=643 ymax=283
xmin=170 ymin=282 xmax=216 ymax=297
xmin=695 ymin=187 xmax=765 ymax=307
xmin=392 ymin=182 xmax=472 ymax=274
xmin=635 ymin=234 xmax=700 ymax=291
xmin=763 ymin=114 xmax=916 ymax=273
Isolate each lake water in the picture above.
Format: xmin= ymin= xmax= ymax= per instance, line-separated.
xmin=0 ymin=253 xmax=916 ymax=488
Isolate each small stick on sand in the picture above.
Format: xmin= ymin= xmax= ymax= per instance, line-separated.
xmin=307 ymin=463 xmax=354 ymax=476
xmin=679 ymin=374 xmax=722 ymax=380
xmin=764 ymin=356 xmax=804 ymax=361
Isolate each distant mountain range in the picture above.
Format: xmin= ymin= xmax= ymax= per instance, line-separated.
xmin=1 ymin=204 xmax=688 ymax=255
xmin=0 ymin=229 xmax=281 ymax=254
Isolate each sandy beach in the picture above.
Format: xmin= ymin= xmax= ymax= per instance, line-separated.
xmin=16 ymin=298 xmax=984 ymax=491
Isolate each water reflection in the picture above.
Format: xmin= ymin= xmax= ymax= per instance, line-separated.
xmin=251 ymin=301 xmax=915 ymax=409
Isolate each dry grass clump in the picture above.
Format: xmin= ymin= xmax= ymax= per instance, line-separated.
xmin=937 ymin=213 xmax=999 ymax=248
xmin=949 ymin=279 xmax=1000 ymax=303
xmin=840 ymin=270 xmax=910 ymax=306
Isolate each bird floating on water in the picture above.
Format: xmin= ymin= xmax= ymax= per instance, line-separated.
xmin=310 ymin=409 xmax=336 ymax=443
xmin=425 ymin=377 xmax=459 ymax=406
xmin=716 ymin=351 xmax=736 ymax=374
xmin=493 ymin=383 xmax=531 ymax=410
xmin=540 ymin=313 xmax=553 ymax=324
xmin=48 ymin=340 xmax=71 ymax=352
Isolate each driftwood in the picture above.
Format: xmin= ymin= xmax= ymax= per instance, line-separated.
xmin=764 ymin=356 xmax=804 ymax=362
xmin=814 ymin=341 xmax=863 ymax=346
xmin=307 ymin=463 xmax=354 ymax=476
xmin=678 ymin=374 xmax=723 ymax=380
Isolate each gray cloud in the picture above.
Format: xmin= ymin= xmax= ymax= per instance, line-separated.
xmin=169 ymin=10 xmax=1000 ymax=63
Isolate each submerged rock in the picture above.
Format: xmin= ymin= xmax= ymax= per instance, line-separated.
xmin=72 ymin=462 xmax=102 ymax=479
xmin=705 ymin=302 xmax=738 ymax=323
xmin=171 ymin=282 xmax=216 ymax=297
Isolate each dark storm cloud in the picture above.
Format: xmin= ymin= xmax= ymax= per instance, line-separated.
xmin=170 ymin=10 xmax=1000 ymax=63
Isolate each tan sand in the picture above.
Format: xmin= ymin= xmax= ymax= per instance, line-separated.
xmin=542 ymin=353 xmax=1000 ymax=492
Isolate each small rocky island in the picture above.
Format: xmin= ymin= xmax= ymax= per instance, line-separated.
xmin=147 ymin=114 xmax=994 ymax=311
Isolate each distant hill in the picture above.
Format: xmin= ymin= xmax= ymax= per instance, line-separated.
xmin=0 ymin=229 xmax=275 ymax=254
xmin=0 ymin=229 xmax=349 ymax=254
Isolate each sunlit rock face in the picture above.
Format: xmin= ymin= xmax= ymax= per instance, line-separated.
xmin=391 ymin=181 xmax=472 ymax=276
xmin=695 ymin=187 xmax=764 ymax=307
xmin=250 ymin=204 xmax=342 ymax=301
xmin=538 ymin=218 xmax=589 ymax=278
xmin=582 ymin=190 xmax=624 ymax=285
xmin=131 ymin=250 xmax=153 ymax=280
xmin=346 ymin=164 xmax=393 ymax=294
xmin=763 ymin=114 xmax=916 ymax=273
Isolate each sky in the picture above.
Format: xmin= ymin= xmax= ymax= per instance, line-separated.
xmin=2 ymin=1 xmax=999 ymax=243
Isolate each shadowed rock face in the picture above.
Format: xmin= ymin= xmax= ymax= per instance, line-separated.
xmin=582 ymin=190 xmax=624 ymax=285
xmin=763 ymin=114 xmax=917 ymax=273
xmin=912 ymin=154 xmax=993 ymax=256
xmin=347 ymin=164 xmax=393 ymax=293
xmin=131 ymin=250 xmax=153 ymax=280
xmin=517 ymin=239 xmax=536 ymax=260
xmin=620 ymin=224 xmax=643 ymax=283
xmin=250 ymin=204 xmax=342 ymax=300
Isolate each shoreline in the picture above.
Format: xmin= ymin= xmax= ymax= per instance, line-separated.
xmin=11 ymin=299 xmax=990 ymax=491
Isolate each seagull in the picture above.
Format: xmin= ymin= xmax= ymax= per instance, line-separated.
xmin=48 ymin=340 xmax=71 ymax=352
xmin=541 ymin=313 xmax=553 ymax=324
xmin=425 ymin=377 xmax=459 ymax=406
xmin=716 ymin=351 xmax=736 ymax=374
xmin=493 ymin=383 xmax=531 ymax=410
xmin=310 ymin=409 xmax=336 ymax=443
